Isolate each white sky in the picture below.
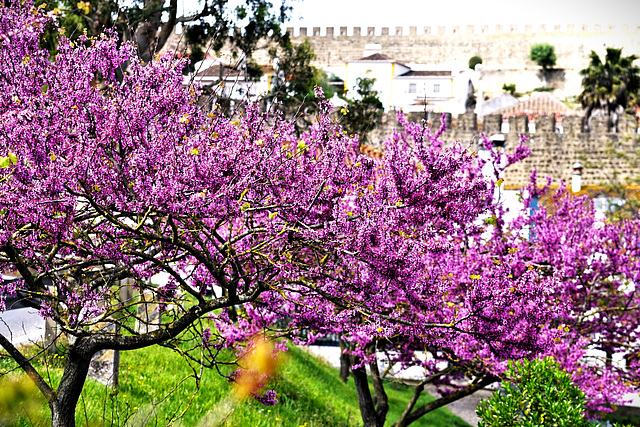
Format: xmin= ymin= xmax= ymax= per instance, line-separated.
xmin=179 ymin=0 xmax=640 ymax=28
xmin=179 ymin=0 xmax=640 ymax=37
xmin=282 ymin=0 xmax=640 ymax=27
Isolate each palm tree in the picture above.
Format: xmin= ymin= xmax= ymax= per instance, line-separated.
xmin=579 ymin=47 xmax=640 ymax=131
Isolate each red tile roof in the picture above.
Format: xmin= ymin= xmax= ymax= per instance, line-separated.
xmin=358 ymin=53 xmax=392 ymax=61
xmin=494 ymin=92 xmax=575 ymax=118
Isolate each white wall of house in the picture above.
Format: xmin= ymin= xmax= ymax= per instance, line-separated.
xmin=344 ymin=60 xmax=410 ymax=110
xmin=391 ymin=76 xmax=454 ymax=111
xmin=342 ymin=58 xmax=470 ymax=114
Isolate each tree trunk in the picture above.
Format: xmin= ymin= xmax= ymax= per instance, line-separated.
xmin=352 ymin=363 xmax=383 ymax=427
xmin=50 ymin=345 xmax=93 ymax=427
xmin=350 ymin=341 xmax=388 ymax=427
xmin=339 ymin=338 xmax=350 ymax=383
xmin=368 ymin=356 xmax=389 ymax=423
xmin=393 ymin=376 xmax=498 ymax=427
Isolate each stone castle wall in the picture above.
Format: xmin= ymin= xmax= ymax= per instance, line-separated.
xmin=165 ymin=23 xmax=640 ymax=96
xmin=288 ymin=24 xmax=640 ymax=68
xmin=284 ymin=24 xmax=640 ymax=97
xmin=164 ymin=24 xmax=640 ymax=188
xmin=366 ymin=111 xmax=640 ymax=189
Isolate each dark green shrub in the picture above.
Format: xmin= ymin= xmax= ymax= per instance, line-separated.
xmin=469 ymin=55 xmax=483 ymax=70
xmin=502 ymin=83 xmax=516 ymax=95
xmin=476 ymin=357 xmax=590 ymax=427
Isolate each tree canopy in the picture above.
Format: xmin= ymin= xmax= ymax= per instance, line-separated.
xmin=0 ymin=3 xmax=536 ymax=425
xmin=579 ymin=47 xmax=640 ymax=129
xmin=529 ymin=43 xmax=556 ymax=70
xmin=36 ymin=0 xmax=290 ymax=64
xmin=341 ymin=77 xmax=384 ymax=145
xmin=256 ymin=162 xmax=640 ymax=427
xmin=468 ymin=55 xmax=482 ymax=70
xmin=267 ymin=37 xmax=334 ymax=131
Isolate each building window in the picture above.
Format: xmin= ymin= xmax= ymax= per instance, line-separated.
xmin=409 ymin=83 xmax=416 ymax=94
xmin=433 ymin=83 xmax=440 ymax=93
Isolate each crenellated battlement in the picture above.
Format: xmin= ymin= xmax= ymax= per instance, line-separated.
xmin=373 ymin=112 xmax=638 ymax=137
xmin=366 ymin=112 xmax=640 ymax=189
xmin=286 ymin=23 xmax=640 ymax=38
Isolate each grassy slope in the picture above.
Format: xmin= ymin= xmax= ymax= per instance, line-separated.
xmin=1 ymin=344 xmax=470 ymax=426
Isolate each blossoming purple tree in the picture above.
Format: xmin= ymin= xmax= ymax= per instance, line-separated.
xmin=505 ymin=177 xmax=640 ymax=409
xmin=1 ymin=3 xmax=639 ymax=427
xmin=255 ymin=172 xmax=640 ymax=427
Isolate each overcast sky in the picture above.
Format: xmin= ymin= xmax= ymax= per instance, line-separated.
xmin=179 ymin=0 xmax=640 ymax=34
xmin=282 ymin=0 xmax=640 ymax=27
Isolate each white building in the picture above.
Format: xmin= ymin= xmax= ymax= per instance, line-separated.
xmin=342 ymin=51 xmax=473 ymax=115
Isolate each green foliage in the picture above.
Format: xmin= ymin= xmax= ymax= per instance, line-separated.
xmin=502 ymin=83 xmax=516 ymax=95
xmin=245 ymin=57 xmax=264 ymax=80
xmin=34 ymin=0 xmax=95 ymax=53
xmin=533 ymin=86 xmax=554 ymax=92
xmin=529 ymin=43 xmax=557 ymax=69
xmin=602 ymin=410 xmax=640 ymax=426
xmin=183 ymin=45 xmax=205 ymax=74
xmin=469 ymin=56 xmax=483 ymax=70
xmin=36 ymin=0 xmax=288 ymax=64
xmin=476 ymin=357 xmax=590 ymax=427
xmin=579 ymin=47 xmax=640 ymax=120
xmin=269 ymin=38 xmax=334 ymax=131
xmin=341 ymin=77 xmax=384 ymax=145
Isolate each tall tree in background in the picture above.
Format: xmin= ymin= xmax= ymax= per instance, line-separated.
xmin=579 ymin=47 xmax=640 ymax=130
xmin=341 ymin=77 xmax=384 ymax=146
xmin=37 ymin=0 xmax=289 ymax=64
xmin=268 ymin=37 xmax=334 ymax=131
xmin=529 ymin=42 xmax=556 ymax=88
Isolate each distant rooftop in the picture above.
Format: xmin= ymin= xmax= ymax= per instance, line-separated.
xmin=194 ymin=64 xmax=244 ymax=79
xmin=479 ymin=93 xmax=519 ymax=116
xmin=399 ymin=70 xmax=452 ymax=77
xmin=358 ymin=53 xmax=392 ymax=61
xmin=493 ymin=92 xmax=575 ymax=118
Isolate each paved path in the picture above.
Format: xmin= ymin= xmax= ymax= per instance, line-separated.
xmin=426 ymin=385 xmax=492 ymax=426
xmin=0 ymin=307 xmax=45 ymax=346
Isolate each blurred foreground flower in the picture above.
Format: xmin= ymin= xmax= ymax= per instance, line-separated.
xmin=233 ymin=337 xmax=281 ymax=403
xmin=0 ymin=374 xmax=46 ymax=425
xmin=198 ymin=337 xmax=284 ymax=426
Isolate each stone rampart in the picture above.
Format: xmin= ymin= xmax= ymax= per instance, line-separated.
xmin=286 ymin=24 xmax=640 ymax=97
xmin=366 ymin=112 xmax=640 ymax=189
xmin=290 ymin=24 xmax=640 ymax=69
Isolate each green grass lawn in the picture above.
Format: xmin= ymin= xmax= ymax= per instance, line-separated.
xmin=1 ymin=343 xmax=470 ymax=426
